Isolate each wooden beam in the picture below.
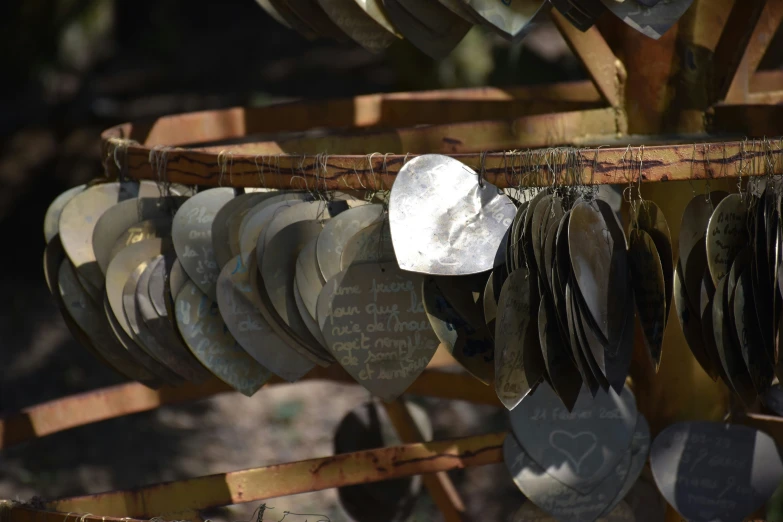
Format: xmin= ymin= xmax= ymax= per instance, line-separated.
xmin=115 ymin=81 xmax=602 ymax=148
xmin=721 ymin=1 xmax=783 ymax=103
xmin=750 ymin=69 xmax=783 ymax=94
xmin=0 ymin=354 xmax=498 ymax=451
xmin=712 ymin=0 xmax=768 ymax=103
xmin=712 ymin=104 xmax=783 ymax=137
xmin=550 ymin=9 xmax=625 ymax=109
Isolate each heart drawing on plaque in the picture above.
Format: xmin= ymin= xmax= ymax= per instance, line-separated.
xmin=510 ymin=382 xmax=637 ymax=493
xmin=549 ymin=430 xmax=598 ymax=473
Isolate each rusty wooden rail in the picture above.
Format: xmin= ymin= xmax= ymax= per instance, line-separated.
xmin=43 ymin=433 xmax=506 ymax=518
xmin=107 ymin=135 xmax=783 ymax=190
xmin=0 ymin=432 xmax=506 ymax=521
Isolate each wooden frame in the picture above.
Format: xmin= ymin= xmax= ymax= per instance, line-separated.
xmin=4 ymin=2 xmax=783 ymax=521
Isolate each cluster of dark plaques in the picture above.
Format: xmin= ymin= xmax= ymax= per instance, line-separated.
xmin=674 ymin=184 xmax=783 ymax=406
xmin=484 ymin=184 xmax=671 ymax=412
xmin=386 ymin=154 xmax=672 ymax=413
xmin=251 ymin=0 xmax=693 ymax=59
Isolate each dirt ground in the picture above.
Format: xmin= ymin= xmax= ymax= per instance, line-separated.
xmin=0 ymin=1 xmax=583 ymax=520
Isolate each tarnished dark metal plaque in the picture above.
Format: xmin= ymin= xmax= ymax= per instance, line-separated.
xmin=261 ymin=220 xmax=333 ymax=358
xmin=566 ymin=279 xmax=600 ymax=397
xmin=296 ymin=237 xmax=327 ymax=321
xmin=252 ymin=249 xmax=331 ymax=367
xmin=509 ymin=383 xmax=638 ymax=494
xmin=706 ymin=193 xmax=748 ymax=287
xmin=494 ymin=267 xmax=541 ymax=410
xmin=634 ymin=199 xmax=673 ymax=326
xmin=422 ymin=276 xmax=494 ymax=384
xmin=316 ymin=0 xmax=397 ymax=53
xmin=383 ymin=0 xmax=471 ymax=60
xmin=674 ymin=259 xmax=717 ymax=380
xmin=58 ymin=259 xmax=161 ymax=387
xmin=334 ymin=400 xmax=428 ymax=522
xmin=651 ymin=421 xmax=783 ymax=522
xmin=600 ymin=0 xmax=694 ymax=39
xmin=679 ymin=192 xmax=727 ymax=313
xmin=712 ymin=270 xmax=756 ymax=406
xmin=105 ymin=238 xmax=182 ymax=384
xmin=460 ymin=0 xmax=549 ymax=41
xmin=734 ymin=269 xmax=773 ymax=394
xmin=569 ymin=199 xmax=628 ymax=348
xmin=538 ymin=296 xmax=582 ymax=410
xmin=628 ymin=228 xmax=665 ymax=370
xmin=123 ymin=261 xmax=185 ymax=385
xmin=505 ymin=414 xmax=649 ymax=521
xmin=45 ymin=238 xmax=120 ymax=374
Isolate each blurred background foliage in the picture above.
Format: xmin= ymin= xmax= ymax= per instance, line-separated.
xmin=0 ymin=0 xmax=583 ymax=128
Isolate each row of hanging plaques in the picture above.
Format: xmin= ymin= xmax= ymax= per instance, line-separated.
xmin=43 ymin=153 xmax=783 ymax=521
xmin=253 ymin=0 xmax=694 ymax=58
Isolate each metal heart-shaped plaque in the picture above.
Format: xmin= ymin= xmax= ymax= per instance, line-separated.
xmin=137 ymin=257 xmax=211 ymax=383
xmin=317 ymin=262 xmax=439 ymax=401
xmin=217 ymin=254 xmax=315 ymax=382
xmin=389 ymin=154 xmax=516 ymax=276
xmin=599 ymin=0 xmax=694 ymax=39
xmin=651 ymin=421 xmax=783 ymax=522
xmin=175 ymin=279 xmax=272 ymax=396
xmin=510 ymin=383 xmax=638 ymax=494
xmin=93 ymin=196 xmax=186 ymax=276
xmin=422 ymin=276 xmax=494 ymax=384
xmin=505 ymin=414 xmax=649 ymax=522
xmin=505 ymin=434 xmax=630 ymax=522
xmin=461 ymin=0 xmax=549 ymax=41
xmin=59 ymin=181 xmax=162 ymax=302
xmin=44 ymin=185 xmax=85 ymax=244
xmin=317 ymin=203 xmax=384 ymax=282
xmin=172 ymin=188 xmax=235 ymax=300
xmin=494 ymin=267 xmax=541 ymax=410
